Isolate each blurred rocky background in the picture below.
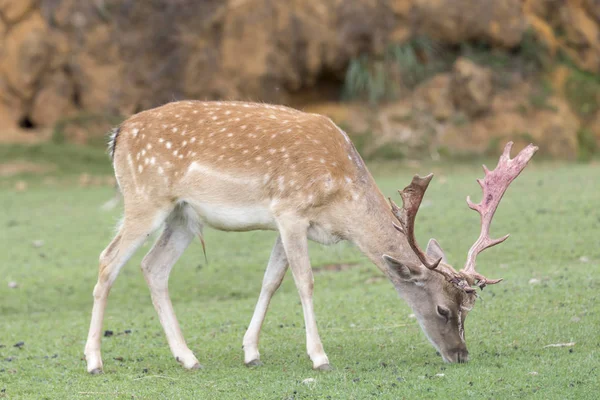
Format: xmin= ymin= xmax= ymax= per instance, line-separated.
xmin=0 ymin=0 xmax=599 ymax=160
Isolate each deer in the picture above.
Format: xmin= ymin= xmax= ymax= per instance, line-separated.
xmin=84 ymin=100 xmax=537 ymax=374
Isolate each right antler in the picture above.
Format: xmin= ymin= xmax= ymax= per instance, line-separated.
xmin=460 ymin=142 xmax=538 ymax=289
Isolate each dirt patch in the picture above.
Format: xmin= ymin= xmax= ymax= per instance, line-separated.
xmin=0 ymin=161 xmax=56 ymax=176
xmin=313 ymin=263 xmax=359 ymax=274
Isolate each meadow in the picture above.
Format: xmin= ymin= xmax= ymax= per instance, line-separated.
xmin=0 ymin=145 xmax=599 ymax=399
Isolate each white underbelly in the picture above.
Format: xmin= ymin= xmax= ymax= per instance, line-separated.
xmin=190 ymin=201 xmax=276 ymax=231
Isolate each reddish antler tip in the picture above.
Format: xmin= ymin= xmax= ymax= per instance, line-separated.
xmin=466 ymin=196 xmax=479 ymax=211
xmin=489 ymin=234 xmax=510 ymax=248
xmin=485 ymin=278 xmax=503 ymax=284
xmin=502 ymin=141 xmax=514 ymax=158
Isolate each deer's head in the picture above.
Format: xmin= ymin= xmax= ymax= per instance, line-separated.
xmin=384 ymin=142 xmax=537 ymax=363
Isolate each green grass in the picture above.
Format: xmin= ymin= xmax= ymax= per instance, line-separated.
xmin=1 ymin=158 xmax=599 ymax=399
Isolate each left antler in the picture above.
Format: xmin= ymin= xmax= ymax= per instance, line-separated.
xmin=460 ymin=142 xmax=538 ymax=289
xmin=389 ymin=174 xmax=467 ymax=286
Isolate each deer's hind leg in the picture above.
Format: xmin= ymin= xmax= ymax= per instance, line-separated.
xmin=140 ymin=204 xmax=201 ymax=370
xmin=85 ymin=203 xmax=171 ymax=374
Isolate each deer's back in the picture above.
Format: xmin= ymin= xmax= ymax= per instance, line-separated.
xmin=111 ymin=101 xmax=367 ymax=231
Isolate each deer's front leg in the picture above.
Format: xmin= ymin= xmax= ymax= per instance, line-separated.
xmin=243 ymin=235 xmax=288 ymax=366
xmin=277 ymin=217 xmax=330 ymax=370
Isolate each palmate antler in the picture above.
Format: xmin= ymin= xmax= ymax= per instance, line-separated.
xmin=460 ymin=141 xmax=538 ymax=289
xmin=390 ymin=141 xmax=538 ymax=293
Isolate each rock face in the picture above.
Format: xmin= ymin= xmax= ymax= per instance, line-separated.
xmin=412 ymin=0 xmax=526 ymax=48
xmin=449 ymin=58 xmax=493 ymax=118
xmin=0 ymin=0 xmax=598 ymax=158
xmin=0 ymin=0 xmax=403 ymax=134
xmin=525 ymin=0 xmax=600 ymax=73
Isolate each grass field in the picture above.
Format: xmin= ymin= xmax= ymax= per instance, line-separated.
xmin=1 ymin=147 xmax=599 ymax=399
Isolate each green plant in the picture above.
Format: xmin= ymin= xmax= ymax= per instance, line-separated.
xmin=577 ymin=128 xmax=598 ymax=162
xmin=343 ymin=36 xmax=450 ymax=104
xmin=519 ymin=29 xmax=553 ymax=74
xmin=529 ymin=80 xmax=557 ymax=111
xmin=564 ymin=69 xmax=600 ymax=120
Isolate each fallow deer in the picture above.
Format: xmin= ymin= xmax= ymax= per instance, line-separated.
xmin=84 ymin=100 xmax=537 ymax=374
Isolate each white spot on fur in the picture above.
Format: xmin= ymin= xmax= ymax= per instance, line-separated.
xmin=138 ymin=165 xmax=143 ymax=173
xmin=166 ymin=142 xmax=172 ymax=149
xmin=146 ymin=143 xmax=152 ymax=150
xmin=132 ymin=128 xmax=139 ymax=137
xmin=159 ymin=138 xmax=164 ymax=143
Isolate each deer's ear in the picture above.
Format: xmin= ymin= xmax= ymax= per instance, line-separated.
xmin=383 ymin=255 xmax=422 ymax=281
xmin=426 ymin=238 xmax=448 ymax=264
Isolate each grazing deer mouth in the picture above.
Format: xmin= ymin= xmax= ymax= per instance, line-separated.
xmin=440 ymin=348 xmax=470 ymax=364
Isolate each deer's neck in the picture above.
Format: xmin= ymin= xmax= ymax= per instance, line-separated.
xmin=346 ymin=183 xmax=420 ymax=275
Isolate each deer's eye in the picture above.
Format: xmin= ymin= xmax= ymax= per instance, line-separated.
xmin=437 ymin=305 xmax=450 ymax=321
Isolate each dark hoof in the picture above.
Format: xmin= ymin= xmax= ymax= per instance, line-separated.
xmin=89 ymin=368 xmax=103 ymax=375
xmin=245 ymin=359 xmax=263 ymax=367
xmin=315 ymin=363 xmax=332 ymax=371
